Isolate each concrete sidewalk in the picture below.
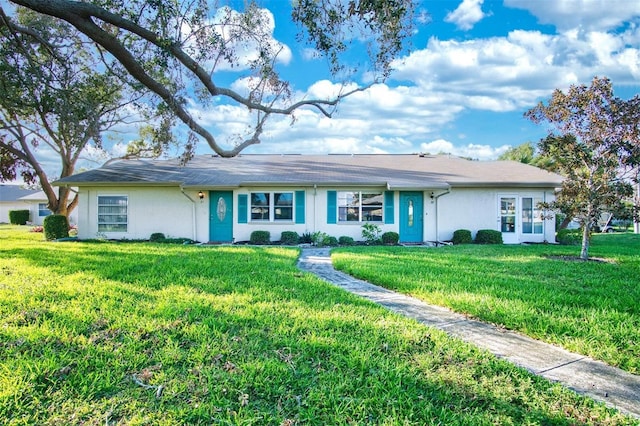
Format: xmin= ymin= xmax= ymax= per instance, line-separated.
xmin=297 ymin=248 xmax=640 ymax=418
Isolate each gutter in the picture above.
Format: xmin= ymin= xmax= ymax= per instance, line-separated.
xmin=180 ymin=186 xmax=198 ymax=241
xmin=434 ymin=189 xmax=451 ymax=244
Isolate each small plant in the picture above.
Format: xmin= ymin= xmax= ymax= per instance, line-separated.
xmin=556 ymin=229 xmax=581 ymax=245
xmin=324 ymin=236 xmax=338 ymax=246
xmin=338 ymin=236 xmax=355 ymax=246
xmin=381 ymin=231 xmax=399 ymax=245
xmin=30 ymin=226 xmax=44 ymax=233
xmin=280 ymin=231 xmax=299 ymax=245
xmin=9 ymin=210 xmax=29 ymax=225
xmin=250 ymin=230 xmax=271 ymax=245
xmin=361 ymin=222 xmax=382 ymax=245
xmin=474 ymin=229 xmax=503 ymax=245
xmin=452 ymin=229 xmax=473 ymax=245
xmin=150 ymin=232 xmax=166 ymax=242
xmin=299 ymin=232 xmax=314 ymax=244
xmin=43 ymin=214 xmax=69 ymax=240
xmin=311 ymin=231 xmax=329 ymax=246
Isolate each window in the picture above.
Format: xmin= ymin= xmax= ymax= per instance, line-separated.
xmin=250 ymin=192 xmax=293 ymax=222
xmin=500 ymin=197 xmax=516 ymax=233
xmin=98 ymin=195 xmax=128 ymax=232
xmin=522 ymin=197 xmax=543 ymax=234
xmin=38 ymin=203 xmax=51 ymax=217
xmin=338 ymin=191 xmax=383 ymax=222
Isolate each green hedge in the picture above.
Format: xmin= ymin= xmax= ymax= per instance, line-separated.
xmin=452 ymin=229 xmax=473 ymax=245
xmin=474 ymin=229 xmax=503 ymax=245
xmin=150 ymin=232 xmax=166 ymax=242
xmin=556 ymin=229 xmax=581 ymax=245
xmin=381 ymin=231 xmax=399 ymax=245
xmin=338 ymin=236 xmax=355 ymax=246
xmin=43 ymin=214 xmax=69 ymax=240
xmin=280 ymin=231 xmax=299 ymax=245
xmin=250 ymin=230 xmax=271 ymax=245
xmin=8 ymin=210 xmax=29 ymax=225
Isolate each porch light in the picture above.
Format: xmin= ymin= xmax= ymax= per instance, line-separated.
xmin=198 ymin=191 xmax=205 ymax=200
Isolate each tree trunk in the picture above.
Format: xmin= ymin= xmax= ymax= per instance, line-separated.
xmin=580 ymin=224 xmax=590 ymax=260
xmin=558 ymin=216 xmax=572 ymax=230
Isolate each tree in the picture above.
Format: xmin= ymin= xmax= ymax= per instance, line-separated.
xmin=498 ymin=141 xmax=557 ymax=171
xmin=525 ymin=77 xmax=640 ymax=259
xmin=0 ymin=8 xmax=131 ymax=216
xmin=8 ymin=0 xmax=416 ymax=159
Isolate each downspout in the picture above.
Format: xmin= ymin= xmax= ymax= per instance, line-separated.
xmin=434 ymin=189 xmax=451 ymax=244
xmin=313 ymin=184 xmax=317 ymax=233
xmin=180 ymin=186 xmax=197 ymax=241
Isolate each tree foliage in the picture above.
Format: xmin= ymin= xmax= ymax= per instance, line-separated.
xmin=497 ymin=141 xmax=557 ymax=171
xmin=526 ymin=76 xmax=640 ymax=259
xmin=8 ymin=0 xmax=416 ymax=159
xmin=0 ymin=7 xmax=129 ymax=216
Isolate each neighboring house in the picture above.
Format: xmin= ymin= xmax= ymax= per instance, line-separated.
xmin=19 ymin=190 xmax=79 ymax=226
xmin=54 ymin=154 xmax=564 ymax=244
xmin=0 ymin=184 xmax=39 ymax=223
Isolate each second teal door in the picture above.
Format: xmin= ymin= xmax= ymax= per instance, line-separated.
xmin=399 ymin=192 xmax=423 ymax=243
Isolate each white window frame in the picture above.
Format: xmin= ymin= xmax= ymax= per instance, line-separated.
xmin=250 ymin=191 xmax=294 ymax=223
xmin=522 ymin=196 xmax=544 ymax=235
xmin=338 ymin=191 xmax=383 ymax=223
xmin=97 ymin=195 xmax=128 ymax=232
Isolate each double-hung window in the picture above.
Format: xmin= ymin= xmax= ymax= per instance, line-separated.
xmin=98 ymin=195 xmax=128 ymax=232
xmin=522 ymin=197 xmax=543 ymax=234
xmin=338 ymin=191 xmax=383 ymax=222
xmin=38 ymin=203 xmax=51 ymax=217
xmin=250 ymin=192 xmax=293 ymax=222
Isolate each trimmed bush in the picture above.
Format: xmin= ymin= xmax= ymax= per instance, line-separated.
xmin=9 ymin=210 xmax=29 ymax=225
xmin=324 ymin=236 xmax=338 ymax=246
xmin=150 ymin=232 xmax=166 ymax=242
xmin=43 ymin=214 xmax=69 ymax=240
xmin=280 ymin=231 xmax=299 ymax=245
xmin=452 ymin=229 xmax=473 ymax=245
xmin=338 ymin=236 xmax=355 ymax=246
xmin=474 ymin=229 xmax=503 ymax=245
xmin=556 ymin=229 xmax=581 ymax=245
xmin=381 ymin=231 xmax=399 ymax=245
xmin=250 ymin=230 xmax=271 ymax=245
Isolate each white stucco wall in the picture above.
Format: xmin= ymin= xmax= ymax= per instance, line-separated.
xmin=75 ymin=185 xmax=556 ymax=244
xmin=0 ymin=202 xmax=28 ymax=223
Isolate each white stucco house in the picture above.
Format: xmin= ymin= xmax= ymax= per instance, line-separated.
xmin=53 ymin=154 xmax=564 ymax=244
xmin=19 ymin=190 xmax=79 ymax=226
xmin=0 ymin=184 xmax=39 ymax=223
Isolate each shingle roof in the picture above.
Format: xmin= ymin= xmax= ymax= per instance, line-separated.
xmin=54 ymin=154 xmax=564 ymax=189
xmin=0 ymin=184 xmax=39 ymax=202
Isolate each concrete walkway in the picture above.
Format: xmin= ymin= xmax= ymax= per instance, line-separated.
xmin=297 ymin=248 xmax=640 ymax=419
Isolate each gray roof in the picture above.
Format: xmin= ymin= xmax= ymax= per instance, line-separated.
xmin=0 ymin=184 xmax=39 ymax=202
xmin=54 ymin=154 xmax=564 ymax=190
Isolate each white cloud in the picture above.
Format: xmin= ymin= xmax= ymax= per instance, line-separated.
xmin=505 ymin=0 xmax=640 ymax=31
xmin=445 ymin=0 xmax=487 ymax=31
xmin=420 ymin=139 xmax=510 ymax=160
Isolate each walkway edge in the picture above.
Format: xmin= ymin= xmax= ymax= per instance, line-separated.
xmin=297 ymin=248 xmax=640 ymax=419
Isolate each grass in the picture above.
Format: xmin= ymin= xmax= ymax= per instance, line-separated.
xmin=0 ymin=225 xmax=637 ymax=425
xmin=332 ymin=234 xmax=640 ymax=375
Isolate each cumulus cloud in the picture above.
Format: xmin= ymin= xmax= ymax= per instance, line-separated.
xmin=420 ymin=139 xmax=511 ymax=160
xmin=445 ymin=0 xmax=487 ymax=31
xmin=505 ymin=0 xmax=640 ymax=31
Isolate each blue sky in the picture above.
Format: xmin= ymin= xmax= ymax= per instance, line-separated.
xmin=187 ymin=0 xmax=638 ymax=161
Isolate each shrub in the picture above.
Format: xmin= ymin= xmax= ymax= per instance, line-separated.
xmin=30 ymin=226 xmax=44 ymax=233
xmin=338 ymin=236 xmax=355 ymax=246
xmin=9 ymin=210 xmax=29 ymax=225
xmin=43 ymin=214 xmax=69 ymax=240
xmin=474 ymin=229 xmax=503 ymax=245
xmin=452 ymin=229 xmax=473 ymax=245
xmin=299 ymin=232 xmax=314 ymax=244
xmin=324 ymin=236 xmax=338 ymax=246
xmin=381 ymin=231 xmax=399 ymax=245
xmin=280 ymin=231 xmax=299 ymax=245
xmin=250 ymin=230 xmax=271 ymax=245
xmin=150 ymin=232 xmax=166 ymax=242
xmin=556 ymin=229 xmax=581 ymax=245
xmin=311 ymin=231 xmax=329 ymax=246
xmin=361 ymin=222 xmax=382 ymax=245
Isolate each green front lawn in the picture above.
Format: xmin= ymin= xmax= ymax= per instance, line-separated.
xmin=332 ymin=234 xmax=640 ymax=375
xmin=0 ymin=225 xmax=637 ymax=425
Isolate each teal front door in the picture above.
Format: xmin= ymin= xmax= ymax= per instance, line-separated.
xmin=209 ymin=191 xmax=233 ymax=242
xmin=399 ymin=192 xmax=423 ymax=243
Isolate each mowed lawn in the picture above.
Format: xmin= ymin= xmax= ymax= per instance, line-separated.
xmin=0 ymin=226 xmax=637 ymax=425
xmin=333 ymin=234 xmax=640 ymax=375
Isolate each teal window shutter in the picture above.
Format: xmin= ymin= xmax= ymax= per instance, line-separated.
xmin=238 ymin=194 xmax=248 ymax=224
xmin=295 ymin=191 xmax=305 ymax=224
xmin=327 ymin=191 xmax=337 ymax=224
xmin=384 ymin=191 xmax=394 ymax=224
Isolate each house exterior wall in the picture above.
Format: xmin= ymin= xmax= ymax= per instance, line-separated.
xmin=75 ymin=185 xmax=556 ymax=244
xmin=0 ymin=201 xmax=29 ymax=223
